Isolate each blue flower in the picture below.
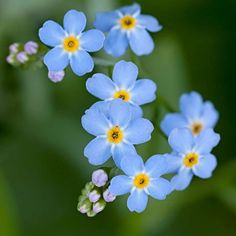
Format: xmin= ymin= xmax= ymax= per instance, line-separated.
xmin=166 ymin=128 xmax=220 ymax=191
xmin=108 ymin=154 xmax=172 ymax=213
xmin=94 ymin=3 xmax=162 ymax=57
xmin=161 ymin=91 xmax=219 ymax=137
xmin=39 ymin=10 xmax=105 ymax=76
xmin=81 ymin=99 xmax=154 ymax=167
xmin=86 ymin=60 xmax=157 ymax=118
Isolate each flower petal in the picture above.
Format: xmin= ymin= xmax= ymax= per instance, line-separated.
xmin=63 ymin=10 xmax=86 ymax=35
xmin=104 ymin=28 xmax=128 ymax=57
xmin=44 ymin=47 xmax=69 ymax=71
xmin=70 ymin=50 xmax=94 ymax=76
xmin=119 ymin=3 xmax=141 ymax=15
xmin=160 ymin=113 xmax=188 ymax=136
xmin=148 ymin=178 xmax=172 ymax=200
xmin=112 ymin=61 xmax=138 ymax=90
xmin=81 ymin=108 xmax=110 ymax=136
xmin=171 ymin=169 xmax=193 ymax=191
xmin=80 ymin=29 xmax=105 ymax=52
xmin=127 ymin=189 xmax=148 ymax=213
xmin=89 ymin=101 xmax=110 ymax=118
xmin=145 ymin=155 xmax=168 ymax=178
xmin=131 ymin=79 xmax=157 ymax=105
xmin=137 ymin=14 xmax=162 ymax=32
xmin=165 ymin=153 xmax=182 ymax=173
xmin=86 ymin=73 xmax=116 ymax=100
xmin=120 ymin=154 xmax=144 ymax=176
xmin=168 ymin=128 xmax=194 ymax=153
xmin=201 ymin=101 xmax=219 ymax=128
xmin=130 ymin=104 xmax=143 ymax=119
xmin=193 ymin=154 xmax=217 ymax=179
xmin=129 ymin=28 xmax=154 ymax=56
xmin=84 ymin=137 xmax=111 ymax=165
xmin=39 ymin=20 xmax=66 ymax=47
xmin=109 ymin=175 xmax=132 ymax=196
xmin=125 ymin=118 xmax=154 ymax=144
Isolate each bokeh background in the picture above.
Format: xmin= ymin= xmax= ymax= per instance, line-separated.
xmin=0 ymin=0 xmax=236 ymax=235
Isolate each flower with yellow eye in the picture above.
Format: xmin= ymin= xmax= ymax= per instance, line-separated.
xmin=161 ymin=91 xmax=219 ymax=137
xmin=165 ymin=128 xmax=220 ymax=191
xmin=39 ymin=10 xmax=105 ymax=77
xmin=94 ymin=3 xmax=162 ymax=57
xmin=81 ymin=99 xmax=154 ymax=167
xmin=86 ymin=60 xmax=157 ymax=118
xmin=109 ymin=154 xmax=172 ymax=213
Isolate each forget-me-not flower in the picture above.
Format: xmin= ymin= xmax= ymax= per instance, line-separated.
xmin=81 ymin=99 xmax=154 ymax=167
xmin=166 ymin=128 xmax=220 ymax=191
xmin=161 ymin=91 xmax=219 ymax=137
xmin=109 ymin=154 xmax=172 ymax=213
xmin=86 ymin=60 xmax=157 ymax=118
xmin=39 ymin=10 xmax=105 ymax=76
xmin=94 ymin=3 xmax=162 ymax=57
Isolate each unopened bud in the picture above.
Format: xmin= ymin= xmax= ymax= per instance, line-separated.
xmin=48 ymin=70 xmax=65 ymax=83
xmin=6 ymin=55 xmax=15 ymax=64
xmin=24 ymin=41 xmax=38 ymax=55
xmin=9 ymin=43 xmax=19 ymax=53
xmin=87 ymin=210 xmax=96 ymax=217
xmin=103 ymin=189 xmax=116 ymax=202
xmin=16 ymin=52 xmax=28 ymax=64
xmin=92 ymin=169 xmax=108 ymax=187
xmin=78 ymin=199 xmax=91 ymax=214
xmin=93 ymin=199 xmax=106 ymax=214
xmin=88 ymin=189 xmax=101 ymax=203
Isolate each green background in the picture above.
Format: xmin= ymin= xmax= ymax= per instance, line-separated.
xmin=0 ymin=0 xmax=236 ymax=235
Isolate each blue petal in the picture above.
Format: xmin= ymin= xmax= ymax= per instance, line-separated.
xmin=70 ymin=50 xmax=94 ymax=76
xmin=81 ymin=108 xmax=110 ymax=136
xmin=44 ymin=47 xmax=69 ymax=71
xmin=131 ymin=79 xmax=157 ymax=105
xmin=180 ymin=91 xmax=203 ymax=120
xmin=125 ymin=118 xmax=154 ymax=144
xmin=168 ymin=128 xmax=194 ymax=153
xmin=137 ymin=14 xmax=162 ymax=32
xmin=148 ymin=178 xmax=172 ymax=200
xmin=86 ymin=73 xmax=116 ymax=100
xmin=193 ymin=154 xmax=217 ymax=179
xmin=127 ymin=189 xmax=148 ymax=213
xmin=63 ymin=10 xmax=86 ymax=35
xmin=194 ymin=129 xmax=220 ymax=154
xmin=160 ymin=113 xmax=188 ymax=136
xmin=171 ymin=169 xmax=193 ymax=191
xmin=80 ymin=29 xmax=105 ymax=52
xmin=130 ymin=104 xmax=143 ymax=119
xmin=112 ymin=61 xmax=138 ymax=90
xmin=129 ymin=28 xmax=154 ymax=56
xmin=119 ymin=3 xmax=141 ymax=15
xmin=109 ymin=99 xmax=132 ymax=128
xmin=120 ymin=154 xmax=144 ymax=176
xmin=201 ymin=101 xmax=219 ymax=128
xmin=39 ymin=20 xmax=66 ymax=47
xmin=112 ymin=142 xmax=137 ymax=168
xmin=104 ymin=28 xmax=128 ymax=57
xmin=145 ymin=155 xmax=168 ymax=178
xmin=94 ymin=11 xmax=120 ymax=32
xmin=109 ymin=175 xmax=132 ymax=196
xmin=165 ymin=153 xmax=182 ymax=173
xmin=84 ymin=137 xmax=111 ymax=165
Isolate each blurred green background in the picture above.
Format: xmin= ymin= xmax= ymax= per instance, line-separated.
xmin=0 ymin=0 xmax=236 ymax=235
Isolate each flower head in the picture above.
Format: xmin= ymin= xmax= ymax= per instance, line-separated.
xmin=161 ymin=91 xmax=219 ymax=137
xmin=24 ymin=41 xmax=39 ymax=55
xmin=81 ymin=99 xmax=154 ymax=167
xmin=166 ymin=128 xmax=220 ymax=191
xmin=86 ymin=60 xmax=157 ymax=118
xmin=94 ymin=3 xmax=162 ymax=57
xmin=109 ymin=154 xmax=172 ymax=213
xmin=39 ymin=10 xmax=105 ymax=76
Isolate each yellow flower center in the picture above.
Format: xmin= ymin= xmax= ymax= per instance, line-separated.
xmin=119 ymin=15 xmax=137 ymax=30
xmin=191 ymin=122 xmax=203 ymax=136
xmin=107 ymin=126 xmax=124 ymax=144
xmin=183 ymin=152 xmax=199 ymax=168
xmin=63 ymin=36 xmax=80 ymax=52
xmin=133 ymin=174 xmax=150 ymax=189
xmin=113 ymin=90 xmax=131 ymax=102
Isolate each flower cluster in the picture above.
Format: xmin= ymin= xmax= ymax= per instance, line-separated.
xmin=7 ymin=3 xmax=221 ymax=216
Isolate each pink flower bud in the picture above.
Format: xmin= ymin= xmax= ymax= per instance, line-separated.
xmin=24 ymin=41 xmax=38 ymax=55
xmin=48 ymin=71 xmax=65 ymax=83
xmin=92 ymin=169 xmax=108 ymax=187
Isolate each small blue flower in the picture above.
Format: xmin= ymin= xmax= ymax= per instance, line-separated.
xmin=94 ymin=3 xmax=162 ymax=57
xmin=166 ymin=128 xmax=220 ymax=191
xmin=81 ymin=99 xmax=154 ymax=167
xmin=39 ymin=10 xmax=105 ymax=76
xmin=108 ymin=154 xmax=172 ymax=213
xmin=86 ymin=60 xmax=157 ymax=118
xmin=161 ymin=91 xmax=219 ymax=137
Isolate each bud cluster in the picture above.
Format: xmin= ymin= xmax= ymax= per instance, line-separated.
xmin=77 ymin=169 xmax=116 ymax=217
